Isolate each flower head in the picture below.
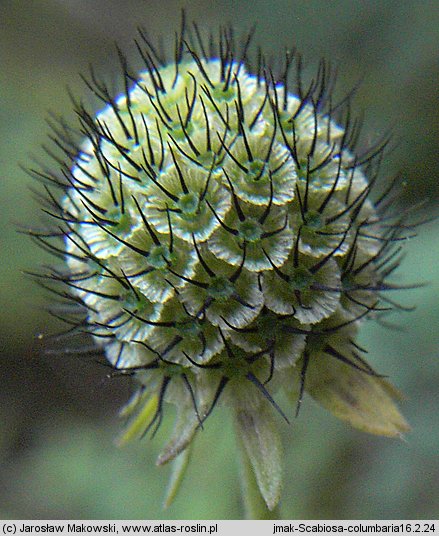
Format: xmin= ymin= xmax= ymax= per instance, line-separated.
xmin=32 ymin=18 xmax=415 ymax=512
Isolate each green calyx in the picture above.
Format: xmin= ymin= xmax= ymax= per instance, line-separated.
xmin=122 ymin=288 xmax=150 ymax=311
xmin=148 ymin=245 xmax=174 ymax=270
xmin=177 ymin=192 xmax=200 ymax=218
xmin=177 ymin=318 xmax=202 ymax=337
xmin=212 ymin=85 xmax=236 ymax=102
xmin=171 ymin=120 xmax=195 ymax=142
xmin=207 ymin=276 xmax=235 ymax=301
xmin=342 ymin=274 xmax=356 ymax=291
xmin=238 ymin=218 xmax=263 ymax=242
xmin=159 ymin=361 xmax=188 ymax=377
xmin=278 ymin=111 xmax=296 ymax=133
xmin=107 ymin=208 xmax=132 ymax=234
xmin=246 ymin=159 xmax=268 ymax=183
xmin=222 ymin=347 xmax=254 ymax=378
xmin=256 ymin=314 xmax=279 ymax=339
xmin=289 ymin=266 xmax=314 ymax=291
xmin=304 ymin=210 xmax=324 ymax=231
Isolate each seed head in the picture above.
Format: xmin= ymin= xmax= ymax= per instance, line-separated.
xmin=32 ymin=19 xmax=416 ymax=511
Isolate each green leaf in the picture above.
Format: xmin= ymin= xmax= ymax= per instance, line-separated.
xmin=235 ymin=405 xmax=283 ymax=511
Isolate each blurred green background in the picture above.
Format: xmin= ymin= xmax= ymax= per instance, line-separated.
xmin=1 ymin=0 xmax=438 ymax=520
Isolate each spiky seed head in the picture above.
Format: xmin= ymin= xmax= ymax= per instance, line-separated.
xmin=32 ymin=19 xmax=415 ymax=510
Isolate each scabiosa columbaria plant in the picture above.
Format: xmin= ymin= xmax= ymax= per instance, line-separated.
xmin=31 ymin=16 xmax=417 ymax=515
